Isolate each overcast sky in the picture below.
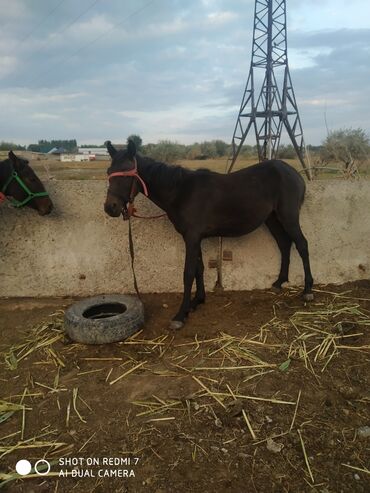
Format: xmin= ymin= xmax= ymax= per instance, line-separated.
xmin=1 ymin=0 xmax=369 ymax=146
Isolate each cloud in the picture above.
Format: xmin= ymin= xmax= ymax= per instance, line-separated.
xmin=0 ymin=0 xmax=29 ymax=20
xmin=0 ymin=0 xmax=369 ymax=145
xmin=0 ymin=56 xmax=18 ymax=79
xmin=0 ymin=89 xmax=87 ymax=107
xmin=32 ymin=112 xmax=62 ymax=120
xmin=300 ymin=98 xmax=349 ymax=107
xmin=206 ymin=11 xmax=237 ymax=26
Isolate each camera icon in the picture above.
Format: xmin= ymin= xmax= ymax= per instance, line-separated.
xmin=16 ymin=459 xmax=51 ymax=476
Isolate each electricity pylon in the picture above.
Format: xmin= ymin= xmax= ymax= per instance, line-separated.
xmin=228 ymin=0 xmax=311 ymax=179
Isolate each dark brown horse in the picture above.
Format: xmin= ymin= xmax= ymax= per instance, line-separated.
xmin=0 ymin=151 xmax=53 ymax=215
xmin=104 ymin=140 xmax=313 ymax=329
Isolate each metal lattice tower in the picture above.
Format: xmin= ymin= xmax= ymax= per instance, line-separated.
xmin=228 ymin=0 xmax=311 ymax=179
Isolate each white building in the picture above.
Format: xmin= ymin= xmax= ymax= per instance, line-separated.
xmin=60 ymin=154 xmax=92 ymax=162
xmin=78 ymin=147 xmax=108 ymax=156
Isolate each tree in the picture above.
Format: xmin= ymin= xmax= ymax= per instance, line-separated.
xmin=27 ymin=139 xmax=78 ymax=153
xmin=186 ymin=143 xmax=202 ymax=159
xmin=144 ymin=140 xmax=186 ymax=164
xmin=200 ymin=141 xmax=217 ymax=159
xmin=214 ymin=140 xmax=229 ymax=157
xmin=0 ymin=141 xmax=25 ymax=151
xmin=277 ymin=144 xmax=296 ymax=159
xmin=239 ymin=144 xmax=257 ymax=158
xmin=127 ymin=135 xmax=143 ymax=151
xmin=321 ymin=128 xmax=370 ymax=176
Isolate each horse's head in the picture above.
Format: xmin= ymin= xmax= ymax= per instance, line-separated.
xmin=104 ymin=140 xmax=143 ymax=218
xmin=1 ymin=151 xmax=53 ymax=215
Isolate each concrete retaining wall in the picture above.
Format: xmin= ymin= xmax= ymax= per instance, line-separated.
xmin=0 ymin=181 xmax=369 ymax=297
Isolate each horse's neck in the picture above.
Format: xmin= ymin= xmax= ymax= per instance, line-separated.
xmin=137 ymin=158 xmax=182 ymax=212
xmin=0 ymin=160 xmax=11 ymax=190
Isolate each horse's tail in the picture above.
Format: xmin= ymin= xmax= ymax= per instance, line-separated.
xmin=299 ymin=177 xmax=306 ymax=208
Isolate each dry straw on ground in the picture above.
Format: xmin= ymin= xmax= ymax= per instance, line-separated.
xmin=1 ymin=288 xmax=369 ymax=489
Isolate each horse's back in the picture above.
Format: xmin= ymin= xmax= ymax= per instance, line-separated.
xmin=232 ymin=159 xmax=305 ymax=203
xmin=190 ymin=159 xmax=305 ymax=208
xmin=172 ymin=159 xmax=306 ymax=238
xmin=269 ymin=159 xmax=306 ymax=208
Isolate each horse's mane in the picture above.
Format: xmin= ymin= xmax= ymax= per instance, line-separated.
xmin=139 ymin=155 xmax=213 ymax=190
xmin=0 ymin=158 xmax=12 ymax=184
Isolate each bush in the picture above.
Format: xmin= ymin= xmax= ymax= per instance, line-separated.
xmin=127 ymin=135 xmax=143 ymax=151
xmin=321 ymin=128 xmax=370 ymax=171
xmin=214 ymin=140 xmax=229 ymax=157
xmin=277 ymin=144 xmax=296 ymax=159
xmin=199 ymin=141 xmax=217 ymax=159
xmin=239 ymin=144 xmax=257 ymax=158
xmin=142 ymin=140 xmax=186 ymax=164
xmin=186 ymin=143 xmax=202 ymax=159
xmin=0 ymin=142 xmax=26 ymax=151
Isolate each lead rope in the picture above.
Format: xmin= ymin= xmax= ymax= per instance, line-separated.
xmin=111 ymin=161 xmax=165 ymax=298
xmin=127 ymin=216 xmax=141 ymax=300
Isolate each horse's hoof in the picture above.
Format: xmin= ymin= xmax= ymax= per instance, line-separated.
xmin=271 ymin=285 xmax=282 ymax=293
xmin=303 ymin=293 xmax=314 ymax=302
xmin=169 ymin=320 xmax=184 ymax=330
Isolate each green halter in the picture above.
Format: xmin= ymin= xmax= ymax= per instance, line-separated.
xmin=1 ymin=167 xmax=49 ymax=208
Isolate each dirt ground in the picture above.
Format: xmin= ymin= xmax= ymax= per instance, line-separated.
xmin=0 ymin=283 xmax=369 ymax=492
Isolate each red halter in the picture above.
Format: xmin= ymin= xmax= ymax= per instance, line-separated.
xmin=107 ymin=157 xmax=166 ymax=220
xmin=107 ymin=157 xmax=148 ymax=197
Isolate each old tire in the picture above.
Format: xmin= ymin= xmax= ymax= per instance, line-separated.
xmin=64 ymin=294 xmax=144 ymax=344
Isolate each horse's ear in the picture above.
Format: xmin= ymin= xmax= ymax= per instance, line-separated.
xmin=127 ymin=140 xmax=136 ymax=159
xmin=8 ymin=151 xmax=26 ymax=170
xmin=105 ymin=140 xmax=117 ymax=158
xmin=8 ymin=151 xmax=18 ymax=167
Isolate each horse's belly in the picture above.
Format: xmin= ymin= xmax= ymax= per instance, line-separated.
xmin=204 ymin=199 xmax=273 ymax=238
xmin=204 ymin=217 xmax=265 ymax=238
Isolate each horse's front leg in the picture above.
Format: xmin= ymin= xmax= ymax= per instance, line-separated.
xmin=170 ymin=239 xmax=200 ymax=330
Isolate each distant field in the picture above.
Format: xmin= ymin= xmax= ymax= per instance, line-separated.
xmin=10 ymin=156 xmax=308 ymax=181
xmin=1 ymin=150 xmax=369 ymax=180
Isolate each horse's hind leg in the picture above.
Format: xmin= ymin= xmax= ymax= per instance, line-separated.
xmin=265 ymin=212 xmax=292 ymax=289
xmin=277 ymin=212 xmax=314 ymax=300
xmin=190 ymin=246 xmax=205 ymax=311
xmin=170 ymin=237 xmax=200 ymax=329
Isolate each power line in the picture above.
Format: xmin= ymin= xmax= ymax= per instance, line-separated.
xmin=9 ymin=0 xmax=101 ymax=64
xmin=69 ymin=0 xmax=158 ymax=60
xmin=56 ymin=0 xmax=101 ymax=35
xmin=29 ymin=0 xmax=101 ymax=58
xmin=13 ymin=0 xmax=67 ymax=49
xmin=24 ymin=0 xmax=159 ymax=87
xmin=11 ymin=0 xmax=100 ymax=63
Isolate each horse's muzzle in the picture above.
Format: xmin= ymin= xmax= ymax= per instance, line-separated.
xmin=104 ymin=201 xmax=122 ymax=217
xmin=37 ymin=200 xmax=53 ymax=216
